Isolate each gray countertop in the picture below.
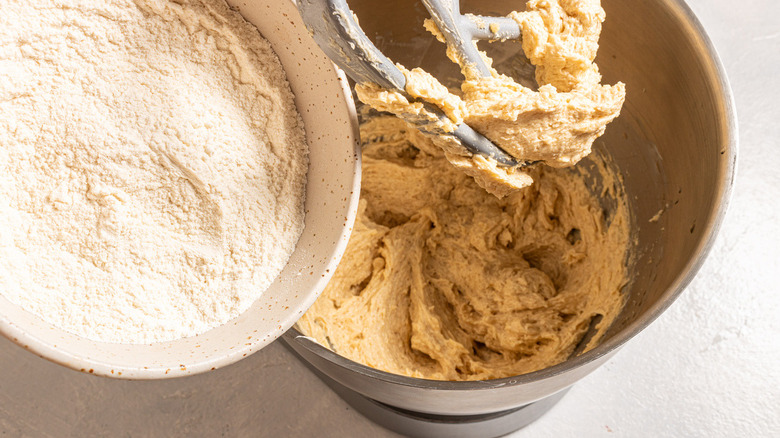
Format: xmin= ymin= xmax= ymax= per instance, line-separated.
xmin=1 ymin=0 xmax=778 ymax=436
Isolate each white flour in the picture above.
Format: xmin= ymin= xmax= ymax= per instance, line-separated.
xmin=0 ymin=0 xmax=308 ymax=344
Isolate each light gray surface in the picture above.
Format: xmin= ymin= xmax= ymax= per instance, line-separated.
xmin=1 ymin=0 xmax=778 ymax=436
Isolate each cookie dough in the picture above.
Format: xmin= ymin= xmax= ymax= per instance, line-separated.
xmin=355 ymin=0 xmax=625 ymax=198
xmin=297 ymin=116 xmax=630 ymax=381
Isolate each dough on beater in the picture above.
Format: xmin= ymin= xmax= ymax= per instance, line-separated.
xmin=296 ymin=116 xmax=630 ymax=381
xmin=355 ymin=0 xmax=626 ymax=198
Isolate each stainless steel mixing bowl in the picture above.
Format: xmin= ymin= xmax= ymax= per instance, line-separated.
xmin=282 ymin=0 xmax=737 ymax=434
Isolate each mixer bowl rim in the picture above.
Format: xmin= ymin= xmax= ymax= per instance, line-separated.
xmin=283 ymin=0 xmax=739 ymax=391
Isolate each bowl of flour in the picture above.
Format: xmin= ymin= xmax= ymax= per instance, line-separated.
xmin=0 ymin=0 xmax=360 ymax=378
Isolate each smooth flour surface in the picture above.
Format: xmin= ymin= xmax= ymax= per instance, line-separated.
xmin=0 ymin=0 xmax=308 ymax=344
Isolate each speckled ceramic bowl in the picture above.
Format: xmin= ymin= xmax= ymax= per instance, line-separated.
xmin=0 ymin=0 xmax=361 ymax=379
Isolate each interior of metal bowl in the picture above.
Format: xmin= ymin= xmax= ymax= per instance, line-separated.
xmin=0 ymin=0 xmax=361 ymax=379
xmin=289 ymin=0 xmax=737 ymax=388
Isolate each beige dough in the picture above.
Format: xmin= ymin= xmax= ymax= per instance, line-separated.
xmin=355 ymin=0 xmax=626 ymax=198
xmin=297 ymin=117 xmax=630 ymax=381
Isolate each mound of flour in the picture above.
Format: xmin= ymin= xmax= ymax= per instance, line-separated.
xmin=0 ymin=0 xmax=308 ymax=344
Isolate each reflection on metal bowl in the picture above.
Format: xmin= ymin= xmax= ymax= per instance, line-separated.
xmin=283 ymin=0 xmax=737 ymax=436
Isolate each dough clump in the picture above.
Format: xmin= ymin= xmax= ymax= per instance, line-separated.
xmin=355 ymin=0 xmax=625 ymax=198
xmin=297 ymin=117 xmax=629 ymax=381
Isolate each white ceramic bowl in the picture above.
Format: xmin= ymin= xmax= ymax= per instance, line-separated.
xmin=0 ymin=0 xmax=361 ymax=379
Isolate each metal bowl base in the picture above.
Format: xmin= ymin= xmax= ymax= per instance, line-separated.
xmin=329 ymin=382 xmax=569 ymax=438
xmin=288 ymin=342 xmax=569 ymax=438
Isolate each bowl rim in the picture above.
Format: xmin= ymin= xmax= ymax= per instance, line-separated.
xmin=283 ymin=0 xmax=739 ymax=391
